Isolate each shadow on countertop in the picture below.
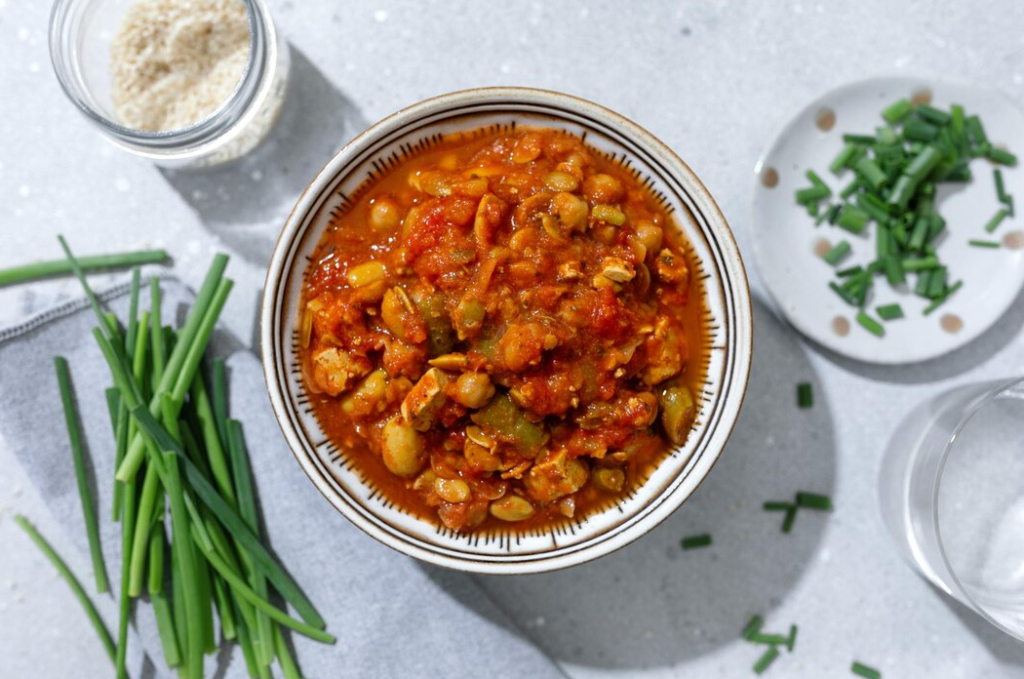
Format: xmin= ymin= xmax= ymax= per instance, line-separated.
xmin=940 ymin=588 xmax=1024 ymax=669
xmin=160 ymin=46 xmax=369 ymax=268
xmin=424 ymin=296 xmax=837 ymax=671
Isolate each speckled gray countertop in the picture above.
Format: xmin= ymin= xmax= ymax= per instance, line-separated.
xmin=4 ymin=1 xmax=1024 ymax=677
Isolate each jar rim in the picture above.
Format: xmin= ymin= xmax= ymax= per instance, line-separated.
xmin=48 ymin=0 xmax=264 ymax=147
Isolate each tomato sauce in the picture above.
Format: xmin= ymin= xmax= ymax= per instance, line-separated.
xmin=300 ymin=127 xmax=705 ymax=533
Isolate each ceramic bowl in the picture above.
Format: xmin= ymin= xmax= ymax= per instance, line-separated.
xmin=261 ymin=87 xmax=752 ymax=574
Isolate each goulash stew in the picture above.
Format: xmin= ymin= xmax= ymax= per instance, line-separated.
xmin=300 ymin=127 xmax=704 ymax=532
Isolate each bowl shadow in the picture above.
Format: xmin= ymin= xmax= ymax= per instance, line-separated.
xmin=421 ymin=296 xmax=836 ymax=670
xmin=160 ymin=46 xmax=369 ymax=268
xmin=938 ymin=585 xmax=1024 ymax=668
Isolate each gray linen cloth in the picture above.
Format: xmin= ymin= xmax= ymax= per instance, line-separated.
xmin=0 ymin=278 xmax=564 ymax=679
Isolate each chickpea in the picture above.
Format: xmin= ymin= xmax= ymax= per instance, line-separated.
xmin=544 ymin=171 xmax=580 ymax=193
xmin=346 ymin=261 xmax=387 ymax=289
xmin=413 ymin=469 xmax=437 ymax=492
xmin=635 ymin=220 xmax=663 ymax=255
xmin=450 ymin=372 xmax=496 ymax=409
xmin=592 ymin=467 xmax=626 ymax=493
xmin=402 ymin=205 xmax=425 ymax=239
xmin=593 ymin=224 xmax=618 ymax=245
xmin=583 ymin=173 xmax=625 ymax=204
xmin=551 ymin=192 xmax=589 ymax=232
xmin=434 ymin=477 xmax=471 ymax=503
xmin=512 ymin=133 xmax=543 ymax=164
xmin=381 ymin=286 xmax=423 ymax=343
xmin=509 ymin=227 xmax=540 ymax=253
xmin=464 ymin=439 xmax=501 ymax=472
xmin=452 ymin=178 xmax=489 ymax=198
xmin=412 ymin=171 xmax=452 ymax=197
xmin=340 ymin=369 xmax=389 ymax=417
xmin=489 ymin=495 xmax=536 ymax=522
xmin=369 ymin=198 xmax=402 ymax=232
xmin=381 ymin=415 xmax=426 ymax=477
xmin=659 ymin=385 xmax=696 ymax=446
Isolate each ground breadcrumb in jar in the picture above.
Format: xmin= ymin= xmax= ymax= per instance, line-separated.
xmin=110 ymin=0 xmax=250 ymax=131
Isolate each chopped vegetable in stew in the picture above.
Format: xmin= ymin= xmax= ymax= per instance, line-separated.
xmin=300 ymin=127 xmax=705 ymax=532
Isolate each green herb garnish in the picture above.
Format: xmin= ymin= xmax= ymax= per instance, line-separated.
xmin=0 ymin=249 xmax=168 ymax=287
xmin=753 ymin=646 xmax=780 ymax=675
xmin=876 ymin=304 xmax=904 ymax=320
xmin=969 ymin=239 xmax=1001 ymax=249
xmin=851 ymin=661 xmax=882 ymax=679
xmin=795 ymin=492 xmax=833 ymax=511
xmin=681 ymin=534 xmax=713 ymax=550
xmin=781 ymin=506 xmax=798 ymax=534
xmin=796 ymin=99 xmax=1016 ymax=327
xmin=742 ymin=615 xmax=764 ymax=640
xmin=55 ymin=356 xmax=109 ymax=594
xmin=796 ymin=382 xmax=813 ymax=409
xmin=14 ymin=515 xmax=116 ymax=663
xmin=55 ymin=237 xmax=333 ymax=678
xmin=856 ymin=311 xmax=885 ymax=337
xmin=985 ymin=207 xmax=1010 ymax=233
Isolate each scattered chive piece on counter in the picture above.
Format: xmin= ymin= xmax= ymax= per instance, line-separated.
xmin=0 ymin=249 xmax=169 ymax=287
xmin=13 ymin=515 xmax=117 ymax=663
xmin=742 ymin=615 xmax=764 ymax=640
xmin=851 ymin=661 xmax=882 ymax=679
xmin=856 ymin=311 xmax=885 ymax=337
xmin=781 ymin=506 xmax=798 ymax=534
xmin=766 ymin=492 xmax=832 ymax=532
xmin=681 ymin=534 xmax=713 ymax=550
xmin=753 ymin=646 xmax=780 ymax=675
xmin=55 ymin=356 xmax=109 ymax=594
xmin=55 ymin=237 xmax=333 ymax=675
xmin=795 ymin=492 xmax=833 ymax=511
xmin=796 ymin=382 xmax=813 ymax=409
xmin=741 ymin=613 xmax=798 ymax=675
xmin=969 ymin=239 xmax=1001 ymax=248
xmin=796 ymin=99 xmax=1017 ymax=328
xmin=749 ymin=633 xmax=789 ymax=646
xmin=876 ymin=304 xmax=904 ymax=320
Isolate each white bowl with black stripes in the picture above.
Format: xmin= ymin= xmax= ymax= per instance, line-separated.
xmin=261 ymin=88 xmax=752 ymax=574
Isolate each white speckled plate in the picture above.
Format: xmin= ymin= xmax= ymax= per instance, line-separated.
xmin=752 ymin=76 xmax=1024 ymax=364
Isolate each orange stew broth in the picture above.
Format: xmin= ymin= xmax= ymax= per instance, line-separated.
xmin=300 ymin=127 xmax=705 ymax=533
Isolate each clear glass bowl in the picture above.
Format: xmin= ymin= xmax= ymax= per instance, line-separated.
xmin=49 ymin=0 xmax=290 ymax=168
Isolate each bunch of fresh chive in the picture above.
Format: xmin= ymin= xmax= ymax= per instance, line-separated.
xmin=51 ymin=237 xmax=333 ymax=679
xmin=795 ymin=98 xmax=1017 ymax=336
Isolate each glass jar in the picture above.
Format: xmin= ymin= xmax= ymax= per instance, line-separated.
xmin=49 ymin=0 xmax=290 ymax=168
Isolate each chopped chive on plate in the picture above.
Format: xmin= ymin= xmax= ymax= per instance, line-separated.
xmin=752 ymin=76 xmax=1024 ymax=364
